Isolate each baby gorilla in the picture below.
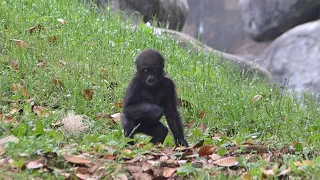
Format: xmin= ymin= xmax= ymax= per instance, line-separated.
xmin=121 ymin=49 xmax=188 ymax=147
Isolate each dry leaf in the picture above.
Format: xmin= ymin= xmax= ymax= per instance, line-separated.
xmin=0 ymin=146 xmax=5 ymax=156
xmin=89 ymin=162 xmax=101 ymax=174
xmin=198 ymin=111 xmax=205 ymax=118
xmin=37 ymin=62 xmax=46 ymax=68
xmin=26 ymin=160 xmax=44 ymax=169
xmin=126 ymin=166 xmax=142 ymax=174
xmin=186 ymin=120 xmax=195 ymax=128
xmin=193 ymin=140 xmax=204 ymax=148
xmin=110 ymin=113 xmax=121 ymax=123
xmin=198 ymin=145 xmax=214 ymax=157
xmin=142 ymin=162 xmax=153 ymax=173
xmin=213 ymin=157 xmax=238 ymax=167
xmin=33 ymin=106 xmax=51 ymax=117
xmin=114 ymin=174 xmax=128 ymax=180
xmin=197 ymin=123 xmax=206 ymax=132
xmin=57 ymin=18 xmax=67 ymax=25
xmin=277 ymin=168 xmax=291 ymax=176
xmin=263 ymin=169 xmax=275 ymax=176
xmin=210 ymin=154 xmax=221 ymax=161
xmin=293 ymin=160 xmax=313 ymax=166
xmin=162 ymin=167 xmax=177 ymax=178
xmin=250 ymin=95 xmax=262 ymax=102
xmin=83 ymin=88 xmax=94 ymax=100
xmin=113 ymin=101 xmax=123 ymax=108
xmin=10 ymin=59 xmax=19 ymax=70
xmin=49 ymin=36 xmax=57 ymax=42
xmin=76 ymin=173 xmax=91 ymax=180
xmin=11 ymin=83 xmax=29 ymax=97
xmin=0 ymin=158 xmax=9 ymax=168
xmin=103 ymin=154 xmax=116 ymax=160
xmin=241 ymin=172 xmax=252 ymax=180
xmin=13 ymin=39 xmax=30 ymax=48
xmin=63 ymin=154 xmax=92 ymax=164
xmin=78 ymin=167 xmax=89 ymax=174
xmin=28 ymin=24 xmax=42 ymax=33
xmin=52 ymin=78 xmax=63 ymax=88
xmin=132 ymin=173 xmax=153 ymax=180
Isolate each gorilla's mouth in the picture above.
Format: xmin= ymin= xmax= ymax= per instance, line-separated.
xmin=146 ymin=77 xmax=157 ymax=86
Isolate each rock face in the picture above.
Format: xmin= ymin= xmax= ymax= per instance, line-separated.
xmin=240 ymin=0 xmax=320 ymax=41
xmin=86 ymin=0 xmax=189 ymax=31
xmin=262 ymin=20 xmax=320 ymax=95
xmin=182 ymin=0 xmax=270 ymax=56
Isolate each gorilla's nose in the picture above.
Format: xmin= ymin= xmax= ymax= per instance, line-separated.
xmin=146 ymin=77 xmax=156 ymax=85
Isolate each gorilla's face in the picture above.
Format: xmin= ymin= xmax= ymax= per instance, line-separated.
xmin=140 ymin=66 xmax=162 ymax=87
xmin=135 ymin=49 xmax=165 ymax=88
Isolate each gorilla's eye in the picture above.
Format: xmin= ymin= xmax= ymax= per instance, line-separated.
xmin=143 ymin=68 xmax=149 ymax=73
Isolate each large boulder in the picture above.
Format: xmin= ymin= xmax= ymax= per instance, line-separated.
xmin=261 ymin=20 xmax=320 ymax=95
xmin=86 ymin=0 xmax=189 ymax=31
xmin=240 ymin=0 xmax=320 ymax=41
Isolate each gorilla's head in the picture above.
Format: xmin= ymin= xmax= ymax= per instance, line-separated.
xmin=135 ymin=49 xmax=165 ymax=87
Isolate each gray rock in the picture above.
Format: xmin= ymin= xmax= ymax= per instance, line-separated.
xmin=159 ymin=28 xmax=270 ymax=79
xmin=86 ymin=0 xmax=189 ymax=31
xmin=240 ymin=0 xmax=320 ymax=41
xmin=183 ymin=0 xmax=270 ymax=56
xmin=262 ymin=20 xmax=320 ymax=95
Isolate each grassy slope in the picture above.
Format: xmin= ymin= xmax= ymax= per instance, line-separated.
xmin=0 ymin=0 xmax=319 ymax=178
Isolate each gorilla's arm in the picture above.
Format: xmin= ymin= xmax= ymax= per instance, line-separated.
xmin=123 ymin=78 xmax=164 ymax=122
xmin=164 ymin=79 xmax=189 ymax=147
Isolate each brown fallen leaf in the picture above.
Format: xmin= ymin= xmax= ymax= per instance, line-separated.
xmin=142 ymin=162 xmax=153 ymax=173
xmin=76 ymin=173 xmax=91 ymax=180
xmin=186 ymin=120 xmax=195 ymax=128
xmin=26 ymin=160 xmax=44 ymax=169
xmin=89 ymin=162 xmax=101 ymax=174
xmin=78 ymin=167 xmax=89 ymax=174
xmin=33 ymin=106 xmax=51 ymax=117
xmin=198 ymin=145 xmax=214 ymax=157
xmin=110 ymin=113 xmax=121 ymax=123
xmin=57 ymin=18 xmax=67 ymax=25
xmin=83 ymin=88 xmax=94 ymax=100
xmin=193 ymin=140 xmax=204 ymax=148
xmin=250 ymin=95 xmax=262 ymax=102
xmin=63 ymin=154 xmax=92 ymax=164
xmin=162 ymin=167 xmax=177 ymax=178
xmin=294 ymin=160 xmax=313 ymax=166
xmin=277 ymin=168 xmax=291 ymax=176
xmin=13 ymin=39 xmax=30 ymax=48
xmin=213 ymin=157 xmax=238 ymax=167
xmin=103 ymin=154 xmax=116 ymax=160
xmin=28 ymin=24 xmax=42 ymax=34
xmin=262 ymin=168 xmax=275 ymax=176
xmin=210 ymin=154 xmax=221 ymax=161
xmin=198 ymin=111 xmax=205 ymax=118
xmin=0 ymin=158 xmax=9 ymax=168
xmin=132 ymin=173 xmax=153 ymax=180
xmin=197 ymin=123 xmax=206 ymax=132
xmin=126 ymin=166 xmax=142 ymax=174
xmin=113 ymin=101 xmax=123 ymax=108
xmin=49 ymin=36 xmax=57 ymax=42
xmin=113 ymin=174 xmax=128 ymax=180
xmin=11 ymin=83 xmax=29 ymax=97
xmin=241 ymin=172 xmax=252 ymax=180
xmin=10 ymin=59 xmax=19 ymax=70
xmin=52 ymin=78 xmax=63 ymax=88
xmin=37 ymin=62 xmax=46 ymax=68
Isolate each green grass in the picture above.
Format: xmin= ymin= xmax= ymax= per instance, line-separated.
xmin=0 ymin=0 xmax=320 ymax=179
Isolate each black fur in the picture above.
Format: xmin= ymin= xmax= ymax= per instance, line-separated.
xmin=121 ymin=49 xmax=188 ymax=147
